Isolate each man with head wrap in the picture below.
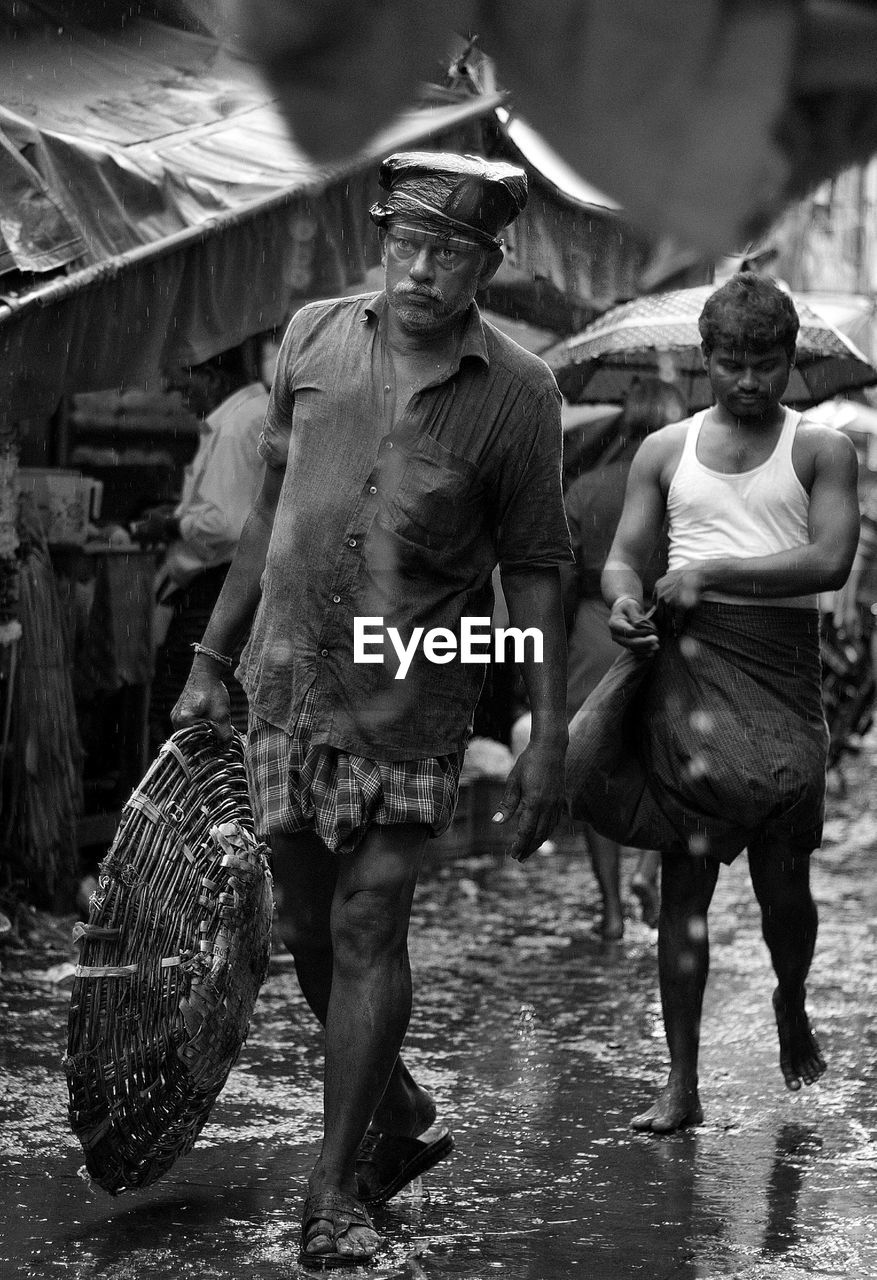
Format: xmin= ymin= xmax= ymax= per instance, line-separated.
xmin=171 ymin=152 xmax=572 ymax=1268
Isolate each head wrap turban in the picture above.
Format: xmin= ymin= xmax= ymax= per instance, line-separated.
xmin=370 ymin=151 xmax=528 ymax=253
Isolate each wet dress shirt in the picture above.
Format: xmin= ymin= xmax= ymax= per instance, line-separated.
xmin=239 ymin=291 xmax=571 ymax=760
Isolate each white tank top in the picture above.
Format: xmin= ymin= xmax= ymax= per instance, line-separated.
xmin=666 ymin=407 xmax=816 ymax=609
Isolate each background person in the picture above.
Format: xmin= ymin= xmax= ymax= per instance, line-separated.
xmin=828 ymin=480 xmax=877 ymax=774
xmin=567 ymin=273 xmax=859 ymax=1133
xmin=563 ymin=377 xmax=685 ymax=938
xmin=170 ymin=152 xmax=571 ymax=1269
xmin=133 ymin=334 xmax=280 ymax=745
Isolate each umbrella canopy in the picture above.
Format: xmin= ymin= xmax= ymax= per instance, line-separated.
xmin=804 ymin=397 xmax=877 ymax=438
xmin=545 ymin=286 xmax=877 ymax=412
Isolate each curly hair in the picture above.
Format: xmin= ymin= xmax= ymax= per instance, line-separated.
xmin=698 ymin=273 xmax=799 ymax=359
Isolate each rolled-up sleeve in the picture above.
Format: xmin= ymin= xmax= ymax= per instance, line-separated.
xmin=257 ymin=321 xmax=299 ymax=470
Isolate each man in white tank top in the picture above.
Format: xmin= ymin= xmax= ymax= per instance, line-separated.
xmin=569 ymin=274 xmax=859 ymax=1133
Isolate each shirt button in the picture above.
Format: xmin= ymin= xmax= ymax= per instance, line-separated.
xmin=320 ymin=648 xmax=329 ymax=657
xmin=369 ymin=485 xmax=377 ymax=494
xmin=332 ymin=594 xmax=341 ymax=603
xmin=348 ymin=538 xmax=357 ymax=547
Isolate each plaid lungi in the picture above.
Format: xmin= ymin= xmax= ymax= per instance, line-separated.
xmin=246 ymin=684 xmax=463 ymax=854
xmin=567 ymin=601 xmax=829 ymax=862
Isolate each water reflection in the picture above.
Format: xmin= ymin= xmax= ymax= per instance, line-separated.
xmin=762 ymin=1123 xmax=823 ymax=1256
xmin=3 ymin=832 xmax=877 ymax=1277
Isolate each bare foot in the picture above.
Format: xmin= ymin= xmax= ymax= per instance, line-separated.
xmin=773 ymin=988 xmax=827 ymax=1091
xmin=630 ymin=1081 xmax=703 ymax=1133
xmin=630 ymin=875 xmax=660 ymax=928
xmin=592 ymin=904 xmax=624 ymax=940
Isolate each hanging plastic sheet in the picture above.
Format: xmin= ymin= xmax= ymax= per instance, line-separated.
xmin=0 ymin=132 xmax=86 ymax=276
xmin=0 ymin=14 xmax=502 ymax=424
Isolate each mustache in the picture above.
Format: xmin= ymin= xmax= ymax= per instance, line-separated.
xmin=392 ymin=283 xmax=444 ymax=303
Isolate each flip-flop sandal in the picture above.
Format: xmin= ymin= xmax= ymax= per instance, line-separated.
xmin=356 ymin=1120 xmax=454 ymax=1205
xmin=298 ymin=1189 xmax=379 ymax=1270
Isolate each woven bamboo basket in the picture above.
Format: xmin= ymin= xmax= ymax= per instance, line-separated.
xmin=65 ymin=724 xmax=274 ymax=1195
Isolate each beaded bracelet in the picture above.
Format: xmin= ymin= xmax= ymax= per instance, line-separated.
xmin=191 ymin=641 xmax=234 ymax=669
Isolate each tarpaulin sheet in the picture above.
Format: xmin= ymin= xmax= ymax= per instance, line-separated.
xmin=0 ymin=14 xmax=668 ymax=425
xmin=0 ymin=131 xmax=86 ymax=275
xmin=0 ymin=17 xmax=506 ymax=423
xmin=0 ymin=157 xmax=472 ymax=421
xmin=0 ymin=18 xmax=346 ymax=264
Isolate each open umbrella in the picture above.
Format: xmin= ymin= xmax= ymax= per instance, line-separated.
xmin=544 ymin=285 xmax=877 ymax=411
xmin=804 ymin=396 xmax=877 ymax=438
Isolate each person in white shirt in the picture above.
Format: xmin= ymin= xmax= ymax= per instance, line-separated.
xmin=134 ymin=334 xmax=279 ymax=740
xmin=567 ymin=274 xmax=859 ymax=1133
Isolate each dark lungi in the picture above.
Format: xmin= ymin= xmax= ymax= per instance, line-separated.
xmin=566 ymin=601 xmax=828 ymax=862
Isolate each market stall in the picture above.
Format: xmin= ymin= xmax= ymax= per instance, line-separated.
xmin=0 ymin=11 xmax=681 ymax=903
xmin=0 ymin=12 xmax=507 ymax=904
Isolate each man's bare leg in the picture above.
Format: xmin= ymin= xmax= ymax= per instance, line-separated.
xmin=270 ymin=829 xmax=337 ymax=1024
xmin=631 ymin=850 xmax=719 ymax=1133
xmin=272 ymin=824 xmax=430 ymax=1260
xmin=748 ymin=839 xmax=827 ymax=1091
xmin=586 ymin=826 xmax=624 ymax=939
xmin=272 ymin=831 xmax=434 ymax=1137
xmin=314 ymin=824 xmax=430 ymax=1213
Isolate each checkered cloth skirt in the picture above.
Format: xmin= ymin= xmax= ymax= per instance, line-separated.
xmin=245 ymin=684 xmax=463 ymax=854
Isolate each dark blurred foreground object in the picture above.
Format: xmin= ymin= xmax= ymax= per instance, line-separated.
xmin=65 ymin=724 xmax=274 ymax=1195
xmin=218 ymin=0 xmax=877 ymax=262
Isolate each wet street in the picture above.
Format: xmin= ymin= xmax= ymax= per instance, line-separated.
xmin=2 ymin=737 xmax=877 ymax=1280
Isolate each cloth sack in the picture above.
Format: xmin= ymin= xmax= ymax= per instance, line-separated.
xmin=566 ymin=601 xmax=828 ymax=862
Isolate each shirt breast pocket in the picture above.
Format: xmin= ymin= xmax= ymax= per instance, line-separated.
xmin=385 ymin=434 xmax=481 ymax=549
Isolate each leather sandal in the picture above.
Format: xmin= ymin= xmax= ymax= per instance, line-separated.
xmin=356 ymin=1120 xmax=454 ymax=1205
xmin=298 ymin=1188 xmax=379 ymax=1270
